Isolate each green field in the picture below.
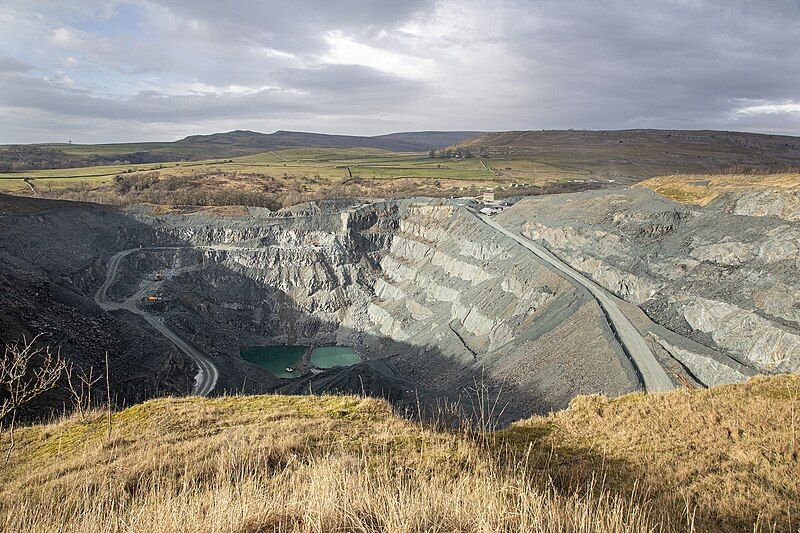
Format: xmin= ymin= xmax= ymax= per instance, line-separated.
xmin=6 ymin=129 xmax=798 ymax=195
xmin=232 ymin=148 xmax=495 ymax=179
xmin=0 ymin=147 xmax=513 ymax=193
xmin=0 ymin=159 xmax=230 ymax=191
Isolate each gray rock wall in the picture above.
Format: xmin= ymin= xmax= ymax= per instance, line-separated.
xmin=141 ymin=199 xmax=640 ymax=420
xmin=497 ymin=188 xmax=800 ymax=378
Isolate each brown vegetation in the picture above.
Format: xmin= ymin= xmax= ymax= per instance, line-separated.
xmin=43 ymin=171 xmax=285 ymax=210
xmin=0 ymin=145 xmax=178 ymax=172
xmin=637 ymin=171 xmax=800 ymax=205
xmin=1 ymin=374 xmax=797 ymax=532
xmin=454 ymin=130 xmax=800 ymax=183
xmin=25 ymin=167 xmax=611 ymax=210
xmin=0 ymin=336 xmax=66 ymax=463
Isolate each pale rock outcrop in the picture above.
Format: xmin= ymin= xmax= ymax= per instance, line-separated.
xmin=691 ymin=241 xmax=755 ymax=266
xmin=753 ymin=282 xmax=800 ymax=325
xmin=374 ymin=277 xmax=404 ymax=301
xmin=732 ymin=189 xmax=800 ymax=222
xmin=488 ymin=323 xmax=515 ymax=352
xmin=498 ymin=188 xmax=800 ymax=381
xmin=391 ymin=236 xmax=433 ymax=263
xmin=405 ymin=298 xmax=432 ymax=320
xmin=681 ymin=297 xmax=800 ymax=373
xmin=650 ymin=333 xmax=748 ymax=386
xmin=569 ymin=256 xmax=661 ymax=304
xmin=521 ymin=222 xmax=660 ymax=304
xmin=368 ymin=302 xmax=408 ymax=341
xmin=756 ymin=227 xmax=800 ymax=264
xmin=430 ymin=249 xmax=494 ymax=285
xmin=462 ymin=306 xmax=495 ymax=337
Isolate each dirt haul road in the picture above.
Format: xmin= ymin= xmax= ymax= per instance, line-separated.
xmin=94 ymin=248 xmax=219 ymax=396
xmin=472 ymin=209 xmax=675 ymax=393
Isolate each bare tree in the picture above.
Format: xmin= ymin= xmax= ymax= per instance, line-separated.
xmin=1 ymin=335 xmax=66 ymax=461
xmin=63 ymin=362 xmax=101 ymax=421
xmin=104 ymin=351 xmax=112 ymax=440
xmin=1 ymin=335 xmax=66 ymax=422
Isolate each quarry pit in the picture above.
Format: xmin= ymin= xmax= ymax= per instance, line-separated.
xmin=2 ymin=188 xmax=796 ymax=425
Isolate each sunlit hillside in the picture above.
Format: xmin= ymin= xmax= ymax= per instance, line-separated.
xmin=2 ymin=375 xmax=798 ymax=532
xmin=637 ymin=172 xmax=800 ymax=205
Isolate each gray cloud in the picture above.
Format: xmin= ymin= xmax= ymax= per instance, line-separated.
xmin=1 ymin=0 xmax=799 ymax=142
xmin=0 ymin=56 xmax=35 ymax=74
xmin=0 ymin=64 xmax=425 ymax=124
xmin=154 ymin=0 xmax=433 ymax=53
xmin=273 ymin=64 xmax=427 ymax=102
xmin=493 ymin=0 xmax=800 ymax=130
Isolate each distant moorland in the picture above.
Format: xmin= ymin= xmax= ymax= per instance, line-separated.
xmin=2 ymin=128 xmax=799 ymax=208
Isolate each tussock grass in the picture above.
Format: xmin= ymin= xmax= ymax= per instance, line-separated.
xmin=2 ymin=376 xmax=798 ymax=532
xmin=637 ymin=172 xmax=800 ymax=205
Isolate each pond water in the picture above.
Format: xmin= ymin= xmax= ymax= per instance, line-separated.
xmin=241 ymin=345 xmax=308 ymax=378
xmin=310 ymin=346 xmax=361 ymax=369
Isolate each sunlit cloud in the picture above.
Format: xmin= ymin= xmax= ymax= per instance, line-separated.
xmin=321 ymin=31 xmax=434 ymax=79
xmin=735 ymin=101 xmax=800 ymax=116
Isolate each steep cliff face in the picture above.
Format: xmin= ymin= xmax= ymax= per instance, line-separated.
xmin=8 ymin=188 xmax=791 ymax=423
xmin=497 ymin=188 xmax=800 ymax=380
xmin=137 ymin=203 xmax=391 ymax=349
xmin=366 ymin=202 xmax=638 ymax=415
xmin=133 ymin=199 xmax=638 ymax=421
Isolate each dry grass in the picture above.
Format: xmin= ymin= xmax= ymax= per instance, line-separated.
xmin=0 ymin=146 xmax=595 ymax=206
xmin=502 ymin=375 xmax=800 ymax=531
xmin=636 ymin=172 xmax=800 ymax=205
xmin=1 ymin=376 xmax=798 ymax=532
xmin=9 ymin=171 xmax=573 ymax=210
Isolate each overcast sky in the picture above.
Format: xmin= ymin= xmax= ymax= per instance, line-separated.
xmin=1 ymin=0 xmax=800 ymax=143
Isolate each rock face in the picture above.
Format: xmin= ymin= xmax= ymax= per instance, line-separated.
xmin=730 ymin=189 xmax=800 ymax=222
xmin=497 ymin=187 xmax=800 ymax=380
xmin=680 ymin=297 xmax=799 ymax=373
xmin=15 ymin=185 xmax=795 ymax=424
xmin=135 ymin=199 xmax=639 ymax=422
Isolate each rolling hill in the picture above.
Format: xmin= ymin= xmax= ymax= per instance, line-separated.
xmin=0 ymin=130 xmax=482 ymax=172
xmin=176 ymin=129 xmax=483 ymax=155
xmin=448 ymin=129 xmax=800 ymax=183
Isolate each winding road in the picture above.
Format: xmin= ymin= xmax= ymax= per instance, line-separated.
xmin=94 ymin=248 xmax=219 ymax=396
xmin=472 ymin=209 xmax=675 ymax=393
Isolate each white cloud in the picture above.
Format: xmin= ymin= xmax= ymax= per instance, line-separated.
xmin=321 ymin=30 xmax=434 ymax=79
xmin=51 ymin=27 xmax=85 ymax=48
xmin=735 ymin=101 xmax=800 ymax=116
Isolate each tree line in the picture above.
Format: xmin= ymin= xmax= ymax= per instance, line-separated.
xmin=427 ymin=148 xmax=474 ymax=159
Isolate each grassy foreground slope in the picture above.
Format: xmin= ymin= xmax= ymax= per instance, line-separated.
xmin=2 ymin=375 xmax=798 ymax=532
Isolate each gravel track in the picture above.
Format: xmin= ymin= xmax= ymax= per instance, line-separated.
xmin=94 ymin=247 xmax=219 ymax=396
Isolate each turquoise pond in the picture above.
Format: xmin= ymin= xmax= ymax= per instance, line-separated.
xmin=309 ymin=346 xmax=361 ymax=369
xmin=241 ymin=345 xmax=361 ymax=378
xmin=240 ymin=345 xmax=307 ymax=378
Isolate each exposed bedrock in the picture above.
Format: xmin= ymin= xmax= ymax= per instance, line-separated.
xmin=496 ymin=188 xmax=800 ymax=380
xmin=133 ymin=199 xmax=639 ymax=422
xmin=730 ymin=188 xmax=800 ymax=222
xmin=15 ymin=187 xmax=792 ymax=424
